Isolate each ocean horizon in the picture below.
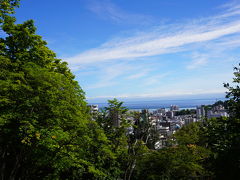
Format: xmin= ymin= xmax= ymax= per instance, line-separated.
xmin=88 ymin=97 xmax=226 ymax=110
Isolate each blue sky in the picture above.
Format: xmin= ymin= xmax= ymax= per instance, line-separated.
xmin=15 ymin=0 xmax=240 ymax=102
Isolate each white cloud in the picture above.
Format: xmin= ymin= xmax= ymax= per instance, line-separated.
xmin=125 ymin=69 xmax=151 ymax=80
xmin=145 ymin=71 xmax=233 ymax=96
xmin=84 ymin=62 xmax=139 ymax=89
xmin=81 ymin=61 xmax=162 ymax=89
xmin=87 ymin=0 xmax=153 ymax=25
xmin=66 ymin=2 xmax=240 ymax=66
xmin=187 ymin=53 xmax=208 ymax=69
xmin=142 ymin=73 xmax=171 ymax=86
xmin=126 ymin=72 xmax=147 ymax=80
xmin=214 ymin=35 xmax=240 ymax=48
xmin=85 ymin=63 xmax=124 ymax=89
xmin=67 ymin=1 xmax=240 ymax=99
xmin=86 ymin=89 xmax=225 ymax=100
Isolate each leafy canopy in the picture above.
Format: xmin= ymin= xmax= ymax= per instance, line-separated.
xmin=0 ymin=2 xmax=117 ymax=179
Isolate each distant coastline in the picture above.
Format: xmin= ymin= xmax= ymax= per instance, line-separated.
xmin=89 ymin=97 xmax=226 ymax=110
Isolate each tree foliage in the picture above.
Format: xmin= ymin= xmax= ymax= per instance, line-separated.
xmin=224 ymin=64 xmax=240 ymax=118
xmin=0 ymin=0 xmax=19 ymax=23
xmin=0 ymin=3 xmax=117 ymax=179
xmin=135 ymin=145 xmax=212 ymax=180
xmin=173 ymin=122 xmax=205 ymax=146
xmin=204 ymin=64 xmax=240 ymax=179
xmin=95 ymin=99 xmax=132 ymax=178
xmin=175 ymin=109 xmax=196 ymax=116
xmin=134 ymin=64 xmax=240 ymax=180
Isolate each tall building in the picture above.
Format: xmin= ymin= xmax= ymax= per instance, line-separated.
xmin=166 ymin=111 xmax=174 ymax=119
xmin=170 ymin=105 xmax=179 ymax=111
xmin=184 ymin=117 xmax=197 ymax=125
xmin=196 ymin=106 xmax=205 ymax=119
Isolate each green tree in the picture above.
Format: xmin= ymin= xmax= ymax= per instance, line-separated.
xmin=0 ymin=0 xmax=19 ymax=23
xmin=95 ymin=99 xmax=149 ymax=180
xmin=0 ymin=3 xmax=116 ymax=179
xmin=224 ymin=64 xmax=240 ymax=118
xmin=202 ymin=64 xmax=240 ymax=179
xmin=175 ymin=109 xmax=196 ymax=116
xmin=173 ymin=122 xmax=206 ymax=146
xmin=135 ymin=145 xmax=212 ymax=180
xmin=204 ymin=116 xmax=240 ymax=179
xmin=96 ymin=99 xmax=131 ymax=179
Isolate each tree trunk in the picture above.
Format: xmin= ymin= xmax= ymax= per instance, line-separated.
xmin=0 ymin=149 xmax=6 ymax=180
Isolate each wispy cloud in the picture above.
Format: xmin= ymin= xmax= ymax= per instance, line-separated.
xmin=87 ymin=0 xmax=154 ymax=25
xmin=84 ymin=62 xmax=143 ymax=89
xmin=142 ymin=73 xmax=171 ymax=86
xmin=66 ymin=2 xmax=240 ymax=66
xmin=64 ymin=1 xmax=240 ymax=99
xmin=86 ymin=89 xmax=225 ymax=100
xmin=126 ymin=71 xmax=149 ymax=80
xmin=80 ymin=61 xmax=162 ymax=90
xmin=187 ymin=53 xmax=208 ymax=69
xmin=85 ymin=63 xmax=124 ymax=89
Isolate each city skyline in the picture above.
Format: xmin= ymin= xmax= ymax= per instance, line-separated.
xmin=15 ymin=0 xmax=240 ymax=101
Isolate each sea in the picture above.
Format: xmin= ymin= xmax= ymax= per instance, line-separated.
xmin=89 ymin=97 xmax=226 ymax=111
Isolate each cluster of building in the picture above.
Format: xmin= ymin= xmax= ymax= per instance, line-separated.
xmin=197 ymin=104 xmax=229 ymax=119
xmin=88 ymin=103 xmax=229 ymax=149
xmin=142 ymin=104 xmax=229 ymax=149
xmin=134 ymin=106 xmax=191 ymax=149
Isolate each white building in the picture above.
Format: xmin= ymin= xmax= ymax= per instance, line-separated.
xmin=89 ymin=104 xmax=99 ymax=114
xmin=196 ymin=106 xmax=205 ymax=119
xmin=207 ymin=110 xmax=229 ymax=119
